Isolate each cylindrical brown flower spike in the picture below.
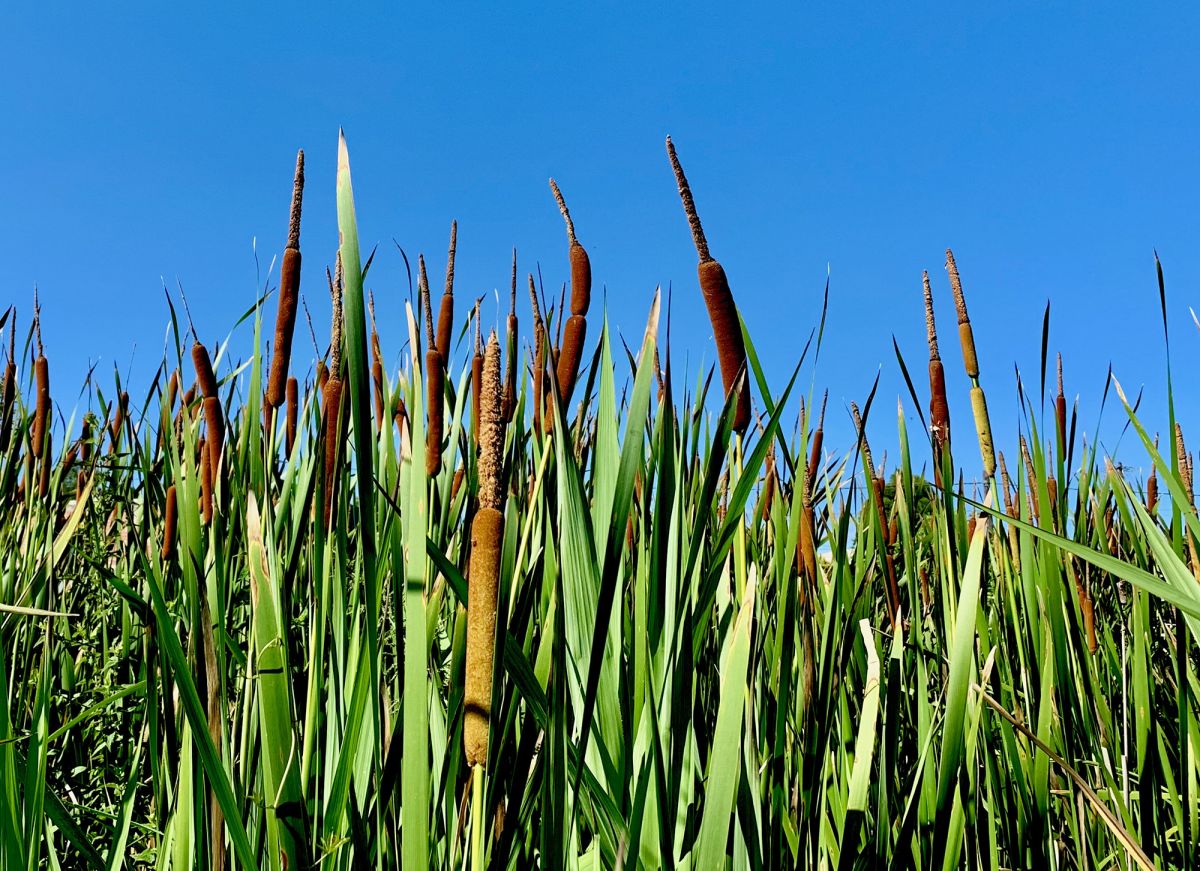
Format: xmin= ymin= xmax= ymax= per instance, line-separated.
xmin=267 ymin=150 xmax=305 ymax=408
xmin=0 ymin=359 xmax=15 ymax=454
xmin=529 ymin=275 xmax=546 ymax=432
xmin=322 ymin=377 xmax=344 ymax=527
xmin=549 ymin=179 xmax=590 ymax=412
xmin=322 ymin=257 xmax=346 ymax=528
xmin=285 ymin=377 xmax=298 ymax=456
xmin=466 ymin=332 xmax=505 ymax=767
xmin=162 ymin=484 xmax=177 ymax=560
xmin=437 ymin=221 xmax=457 ymax=363
xmin=192 ymin=342 xmax=219 ymax=401
xmin=204 ymin=397 xmax=224 ymax=476
xmin=924 ymin=271 xmax=951 ymax=482
xmin=420 ymin=255 xmax=444 ymax=477
xmin=199 ymin=436 xmax=213 ymax=525
xmin=109 ymin=391 xmax=127 ymax=454
xmin=666 ymin=137 xmax=750 ymax=433
xmin=0 ymin=314 xmax=15 ymax=454
xmin=32 ymin=354 xmax=50 ymax=459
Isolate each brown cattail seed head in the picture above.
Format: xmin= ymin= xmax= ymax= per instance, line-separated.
xmin=569 ymin=244 xmax=591 ymax=317
xmin=929 ymin=358 xmax=950 ymax=456
xmin=472 ymin=351 xmax=484 ymax=444
xmin=192 ymin=342 xmax=219 ymax=400
xmin=109 ymin=391 xmax=128 ymax=454
xmin=426 ymin=350 xmax=444 ymax=477
xmin=267 ymin=247 xmax=302 ymax=408
xmin=322 ymin=377 xmax=344 ymax=527
xmin=271 ymin=152 xmax=305 ymax=410
xmin=32 ymin=355 xmax=49 ymax=459
xmin=436 ymin=221 xmax=456 ymax=362
xmin=162 ymin=485 xmax=177 ymax=560
xmin=0 ymin=361 xmax=16 ymax=453
xmin=200 ymin=436 xmax=213 ymax=525
xmin=464 ymin=506 xmax=502 ymax=767
xmin=556 ymin=315 xmax=587 ymax=409
xmin=203 ymin=396 xmax=224 ymax=474
xmin=530 ymin=275 xmax=546 ymax=431
xmin=698 ymin=260 xmax=750 ymax=433
xmin=465 ymin=333 xmax=505 ymax=767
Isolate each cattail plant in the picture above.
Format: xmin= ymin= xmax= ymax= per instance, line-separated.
xmin=466 ymin=332 xmax=505 ymax=767
xmin=266 ymin=149 xmax=305 ymax=408
xmin=1055 ymin=353 xmax=1068 ymax=457
xmin=437 ymin=221 xmax=457 ymax=363
xmin=851 ymin=400 xmax=899 ymax=627
xmin=109 ymin=391 xmax=128 ymax=454
xmin=421 ymin=256 xmax=444 ymax=477
xmin=501 ymin=250 xmax=518 ymax=424
xmin=924 ymin=271 xmax=951 ymax=483
xmin=548 ymin=179 xmax=589 ymax=415
xmin=1 ymin=311 xmax=17 ymax=454
xmin=162 ymin=484 xmax=177 ymax=560
xmin=199 ymin=435 xmax=213 ymax=525
xmin=192 ymin=341 xmax=219 ymax=402
xmin=666 ymin=136 xmax=750 ymax=433
xmin=32 ymin=303 xmax=50 ymax=461
xmin=529 ymin=274 xmax=546 ymax=432
xmin=204 ymin=397 xmax=224 ymax=478
xmin=323 ymin=260 xmax=346 ymax=528
xmin=946 ymin=249 xmax=995 ymax=479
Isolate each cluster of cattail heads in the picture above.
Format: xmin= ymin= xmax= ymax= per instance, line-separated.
xmin=666 ymin=137 xmax=750 ymax=434
xmin=936 ymin=249 xmax=995 ymax=480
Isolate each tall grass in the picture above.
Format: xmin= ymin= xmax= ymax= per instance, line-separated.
xmin=1 ymin=135 xmax=1198 ymax=871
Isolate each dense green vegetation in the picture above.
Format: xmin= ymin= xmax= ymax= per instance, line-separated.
xmin=2 ymin=135 xmax=1197 ymax=870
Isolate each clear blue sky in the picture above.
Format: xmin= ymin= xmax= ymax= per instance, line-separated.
xmin=3 ymin=4 xmax=1198 ymax=479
